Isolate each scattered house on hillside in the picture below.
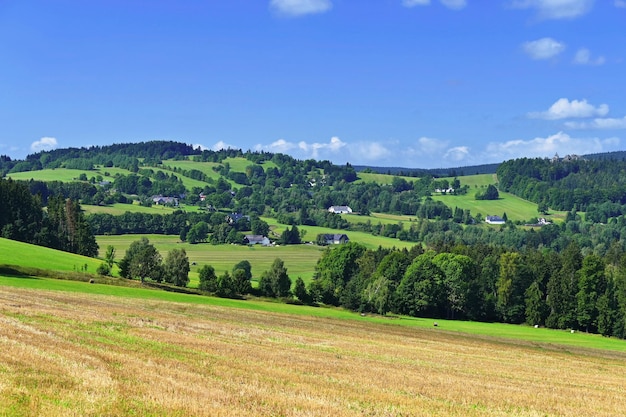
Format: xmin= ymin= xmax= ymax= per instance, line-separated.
xmin=152 ymin=195 xmax=179 ymax=206
xmin=485 ymin=215 xmax=505 ymax=225
xmin=199 ymin=193 xmax=206 ymax=202
xmin=328 ymin=205 xmax=352 ymax=214
xmin=525 ymin=218 xmax=552 ymax=227
xmin=434 ymin=188 xmax=455 ymax=194
xmin=319 ymin=233 xmax=350 ymax=245
xmin=226 ymin=212 xmax=250 ymax=224
xmin=244 ymin=235 xmax=271 ymax=246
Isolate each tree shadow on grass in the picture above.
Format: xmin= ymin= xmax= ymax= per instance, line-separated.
xmin=0 ymin=265 xmax=40 ymax=279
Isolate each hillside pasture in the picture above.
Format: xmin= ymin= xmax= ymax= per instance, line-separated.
xmin=6 ymin=167 xmax=131 ymax=182
xmin=1 ymin=285 xmax=625 ymax=416
xmin=96 ymin=234 xmax=324 ymax=285
xmin=431 ymin=190 xmax=562 ymax=223
xmin=262 ymin=217 xmax=418 ymax=250
xmin=356 ymin=171 xmax=422 ymax=185
xmin=0 ymin=237 xmax=104 ymax=274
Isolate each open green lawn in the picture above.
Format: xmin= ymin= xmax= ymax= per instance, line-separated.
xmin=0 ymin=237 xmax=104 ymax=274
xmin=97 ymin=234 xmax=324 ymax=286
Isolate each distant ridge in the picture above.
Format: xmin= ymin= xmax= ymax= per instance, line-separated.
xmin=353 ymin=163 xmax=501 ymax=177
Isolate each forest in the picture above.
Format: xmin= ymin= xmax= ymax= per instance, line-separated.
xmin=4 ymin=142 xmax=626 ymax=338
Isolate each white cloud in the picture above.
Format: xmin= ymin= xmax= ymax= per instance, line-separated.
xmin=510 ymin=0 xmax=594 ymax=19
xmin=615 ymin=0 xmax=626 ymax=8
xmin=349 ymin=142 xmax=392 ymax=162
xmin=402 ymin=0 xmax=466 ymax=9
xmin=522 ymin=38 xmax=566 ymax=60
xmin=528 ymin=98 xmax=609 ymax=120
xmin=565 ymin=116 xmax=626 ymax=130
xmin=485 ymin=131 xmax=620 ymax=160
xmin=30 ymin=137 xmax=58 ymax=152
xmin=573 ymin=48 xmax=605 ymax=66
xmin=444 ymin=146 xmax=470 ymax=162
xmin=413 ymin=136 xmax=449 ymax=154
xmin=212 ymin=140 xmax=237 ymax=151
xmin=269 ymin=0 xmax=332 ymax=17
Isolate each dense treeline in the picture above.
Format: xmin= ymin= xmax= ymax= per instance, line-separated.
xmin=0 ymin=178 xmax=98 ymax=256
xmin=301 ymin=241 xmax=626 ymax=338
xmin=497 ymin=156 xmax=626 ymax=211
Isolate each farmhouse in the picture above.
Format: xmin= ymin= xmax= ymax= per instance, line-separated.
xmin=226 ymin=212 xmax=250 ymax=224
xmin=244 ymin=235 xmax=270 ymax=246
xmin=152 ymin=195 xmax=179 ymax=206
xmin=319 ymin=233 xmax=350 ymax=245
xmin=485 ymin=215 xmax=505 ymax=225
xmin=328 ymin=205 xmax=352 ymax=214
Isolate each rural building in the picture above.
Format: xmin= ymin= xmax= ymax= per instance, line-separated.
xmin=328 ymin=205 xmax=352 ymax=214
xmin=226 ymin=212 xmax=250 ymax=224
xmin=485 ymin=215 xmax=505 ymax=225
xmin=244 ymin=235 xmax=271 ymax=246
xmin=319 ymin=233 xmax=350 ymax=245
xmin=152 ymin=195 xmax=179 ymax=206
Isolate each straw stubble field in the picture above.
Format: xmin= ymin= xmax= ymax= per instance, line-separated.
xmin=1 ymin=287 xmax=625 ymax=416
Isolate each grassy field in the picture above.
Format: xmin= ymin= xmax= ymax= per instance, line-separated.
xmin=81 ymin=202 xmax=203 ymax=216
xmin=262 ymin=217 xmax=418 ymax=250
xmin=6 ymin=167 xmax=131 ymax=182
xmin=0 ymin=237 xmax=104 ymax=274
xmin=97 ymin=234 xmax=324 ymax=285
xmin=1 ymin=284 xmax=625 ymax=416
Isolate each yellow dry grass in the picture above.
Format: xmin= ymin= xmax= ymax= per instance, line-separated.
xmin=1 ymin=287 xmax=625 ymax=416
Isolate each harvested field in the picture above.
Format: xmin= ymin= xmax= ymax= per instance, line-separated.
xmin=1 ymin=287 xmax=625 ymax=416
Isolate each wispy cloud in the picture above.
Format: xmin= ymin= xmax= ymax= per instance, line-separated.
xmin=269 ymin=0 xmax=332 ymax=17
xmin=212 ymin=140 xmax=237 ymax=151
xmin=615 ymin=0 xmax=626 ymax=8
xmin=522 ymin=37 xmax=566 ymax=60
xmin=444 ymin=146 xmax=470 ymax=162
xmin=565 ymin=116 xmax=626 ymax=130
xmin=30 ymin=137 xmax=58 ymax=152
xmin=485 ymin=131 xmax=620 ymax=160
xmin=573 ymin=48 xmax=605 ymax=66
xmin=528 ymin=98 xmax=609 ymax=120
xmin=510 ymin=0 xmax=595 ymax=20
xmin=402 ymin=0 xmax=467 ymax=9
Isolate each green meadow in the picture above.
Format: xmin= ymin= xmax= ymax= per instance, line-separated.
xmin=96 ymin=234 xmax=325 ymax=286
xmin=81 ymin=202 xmax=202 ymax=215
xmin=7 ymin=167 xmax=131 ymax=182
xmin=0 ymin=237 xmax=104 ymax=274
xmin=261 ymin=217 xmax=418 ymax=250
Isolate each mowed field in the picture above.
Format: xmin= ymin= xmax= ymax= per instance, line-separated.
xmin=96 ymin=234 xmax=325 ymax=285
xmin=1 ymin=285 xmax=625 ymax=417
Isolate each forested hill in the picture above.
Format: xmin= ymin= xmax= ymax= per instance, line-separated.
xmin=497 ymin=155 xmax=626 ymax=213
xmin=353 ymin=163 xmax=501 ymax=177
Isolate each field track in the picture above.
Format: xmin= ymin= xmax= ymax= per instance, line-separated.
xmin=1 ymin=286 xmax=625 ymax=416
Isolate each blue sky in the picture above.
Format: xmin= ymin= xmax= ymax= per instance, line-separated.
xmin=1 ymin=0 xmax=625 ymax=168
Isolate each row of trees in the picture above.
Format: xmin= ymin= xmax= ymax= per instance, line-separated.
xmin=0 ymin=178 xmax=98 ymax=256
xmin=301 ymin=241 xmax=626 ymax=338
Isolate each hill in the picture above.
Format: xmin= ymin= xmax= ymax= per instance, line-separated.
xmin=0 ymin=237 xmax=107 ymax=276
